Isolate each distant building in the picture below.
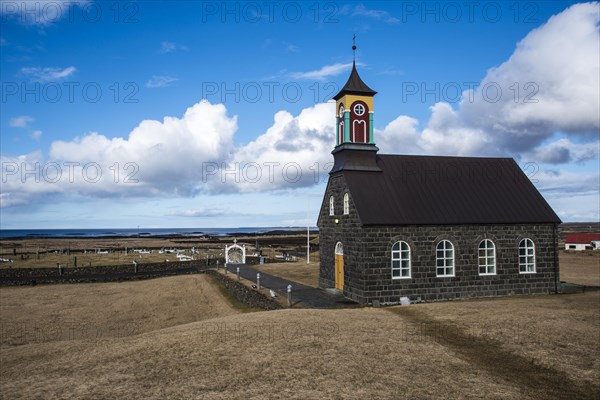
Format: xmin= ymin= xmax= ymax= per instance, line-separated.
xmin=317 ymin=53 xmax=561 ymax=305
xmin=565 ymin=234 xmax=600 ymax=251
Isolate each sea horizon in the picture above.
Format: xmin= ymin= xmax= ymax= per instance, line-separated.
xmin=0 ymin=227 xmax=318 ymax=239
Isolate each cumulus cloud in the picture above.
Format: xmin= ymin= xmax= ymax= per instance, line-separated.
xmin=1 ymin=100 xmax=335 ymax=207
xmin=9 ymin=115 xmax=34 ymax=128
xmin=525 ymin=139 xmax=599 ymax=164
xmin=222 ymin=102 xmax=335 ymax=193
xmin=2 ymin=3 xmax=598 ymax=219
xmin=21 ymin=66 xmax=76 ymax=82
xmin=0 ymin=100 xmax=237 ymax=208
xmin=377 ymin=2 xmax=599 ymax=162
xmin=459 ymin=2 xmax=599 ymax=151
xmin=145 ymin=75 xmax=178 ymax=88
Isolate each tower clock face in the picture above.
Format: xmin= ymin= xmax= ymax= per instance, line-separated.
xmin=353 ymin=104 xmax=365 ymax=116
xmin=339 ymin=105 xmax=345 ymax=118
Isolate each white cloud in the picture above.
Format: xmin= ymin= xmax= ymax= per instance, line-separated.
xmin=525 ymin=139 xmax=599 ymax=164
xmin=9 ymin=115 xmax=34 ymax=128
xmin=30 ymin=130 xmax=43 ymax=141
xmin=145 ymin=75 xmax=178 ymax=88
xmin=158 ymin=41 xmax=187 ymax=54
xmin=0 ymin=101 xmax=238 ymax=207
xmin=459 ymin=2 xmax=599 ymax=151
xmin=376 ymin=3 xmax=599 ymax=163
xmin=222 ymin=102 xmax=335 ymax=193
xmin=165 ymin=208 xmax=226 ymax=217
xmin=21 ymin=66 xmax=76 ymax=82
xmin=350 ymin=4 xmax=399 ymax=24
xmin=0 ymin=0 xmax=90 ymax=26
xmin=290 ymin=63 xmax=353 ymax=81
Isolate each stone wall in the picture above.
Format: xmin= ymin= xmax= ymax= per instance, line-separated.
xmin=318 ymin=172 xmax=560 ymax=305
xmin=206 ymin=270 xmax=282 ymax=311
xmin=0 ymin=261 xmax=207 ymax=285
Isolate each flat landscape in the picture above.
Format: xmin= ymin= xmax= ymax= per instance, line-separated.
xmin=0 ymin=245 xmax=598 ymax=399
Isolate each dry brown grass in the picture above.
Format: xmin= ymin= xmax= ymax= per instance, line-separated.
xmin=1 ymin=290 xmax=598 ymax=399
xmin=560 ymin=251 xmax=600 ymax=286
xmin=1 ymin=250 xmax=598 ymax=399
xmin=251 ymin=251 xmax=320 ymax=288
xmin=0 ymin=274 xmax=240 ymax=345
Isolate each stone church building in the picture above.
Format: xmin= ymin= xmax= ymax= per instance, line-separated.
xmin=317 ymin=60 xmax=561 ymax=305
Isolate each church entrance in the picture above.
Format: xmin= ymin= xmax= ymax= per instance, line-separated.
xmin=335 ymin=242 xmax=344 ymax=290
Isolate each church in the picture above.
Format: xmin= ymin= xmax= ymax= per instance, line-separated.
xmin=317 ymin=52 xmax=561 ymax=305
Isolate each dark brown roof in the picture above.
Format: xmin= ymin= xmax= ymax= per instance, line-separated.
xmin=333 ymin=62 xmax=377 ymax=100
xmin=342 ymin=154 xmax=561 ymax=225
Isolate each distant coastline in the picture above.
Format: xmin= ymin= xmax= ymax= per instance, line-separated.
xmin=0 ymin=227 xmax=318 ymax=239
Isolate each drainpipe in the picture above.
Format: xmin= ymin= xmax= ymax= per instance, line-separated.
xmin=553 ymin=223 xmax=559 ymax=294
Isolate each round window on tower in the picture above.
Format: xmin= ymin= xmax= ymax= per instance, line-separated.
xmin=353 ymin=104 xmax=365 ymax=116
xmin=339 ymin=104 xmax=345 ymax=118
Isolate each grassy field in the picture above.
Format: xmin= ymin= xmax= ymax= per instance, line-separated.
xmin=0 ymin=252 xmax=598 ymax=399
xmin=251 ymin=252 xmax=321 ymax=287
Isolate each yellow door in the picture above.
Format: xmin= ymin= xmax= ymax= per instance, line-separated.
xmin=334 ymin=242 xmax=344 ymax=290
xmin=335 ymin=254 xmax=344 ymax=290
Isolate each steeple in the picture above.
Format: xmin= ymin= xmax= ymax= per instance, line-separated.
xmin=330 ymin=37 xmax=381 ymax=174
xmin=332 ymin=62 xmax=377 ymax=100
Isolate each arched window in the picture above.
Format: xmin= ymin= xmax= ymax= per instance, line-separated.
xmin=519 ymin=239 xmax=536 ymax=273
xmin=478 ymin=239 xmax=496 ymax=275
xmin=436 ymin=240 xmax=455 ymax=277
xmin=391 ymin=241 xmax=411 ymax=279
xmin=343 ymin=193 xmax=349 ymax=215
xmin=329 ymin=196 xmax=334 ymax=216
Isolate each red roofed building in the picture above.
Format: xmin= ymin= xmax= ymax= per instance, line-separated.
xmin=565 ymin=234 xmax=600 ymax=251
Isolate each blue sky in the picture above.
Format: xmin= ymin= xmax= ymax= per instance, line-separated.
xmin=0 ymin=1 xmax=598 ymax=229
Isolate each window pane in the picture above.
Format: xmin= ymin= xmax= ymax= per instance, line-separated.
xmin=392 ymin=260 xmax=400 ymax=269
xmin=392 ymin=242 xmax=399 ymax=251
xmin=392 ymin=269 xmax=400 ymax=277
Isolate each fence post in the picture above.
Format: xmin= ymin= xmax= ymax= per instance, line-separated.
xmin=287 ymin=284 xmax=292 ymax=307
xmin=257 ymin=273 xmax=261 ymax=290
xmin=225 ymin=264 xmax=228 ymax=274
xmin=58 ymin=263 xmax=62 ymax=275
xmin=236 ymin=266 xmax=240 ymax=281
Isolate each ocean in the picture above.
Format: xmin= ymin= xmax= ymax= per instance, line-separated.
xmin=0 ymin=227 xmax=315 ymax=239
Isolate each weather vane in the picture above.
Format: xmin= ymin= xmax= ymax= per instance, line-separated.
xmin=352 ymin=34 xmax=357 ymax=62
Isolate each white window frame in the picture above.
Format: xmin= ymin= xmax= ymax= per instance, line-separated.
xmin=343 ymin=193 xmax=349 ymax=215
xmin=391 ymin=241 xmax=411 ymax=279
xmin=353 ymin=103 xmax=365 ymax=116
xmin=478 ymin=239 xmax=496 ymax=275
xmin=329 ymin=195 xmax=334 ymax=216
xmin=519 ymin=238 xmax=536 ymax=273
xmin=436 ymin=240 xmax=455 ymax=277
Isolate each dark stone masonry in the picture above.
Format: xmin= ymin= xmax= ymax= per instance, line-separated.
xmin=319 ymin=174 xmax=560 ymax=305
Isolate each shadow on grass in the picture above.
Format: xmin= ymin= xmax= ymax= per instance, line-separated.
xmin=387 ymin=306 xmax=599 ymax=400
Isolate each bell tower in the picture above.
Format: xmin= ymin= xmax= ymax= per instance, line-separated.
xmin=333 ymin=37 xmax=377 ymax=146
xmin=330 ymin=37 xmax=381 ymax=173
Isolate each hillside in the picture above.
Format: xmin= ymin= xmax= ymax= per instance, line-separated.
xmin=1 ymin=274 xmax=598 ymax=399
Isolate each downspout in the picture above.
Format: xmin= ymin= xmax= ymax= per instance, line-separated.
xmin=553 ymin=223 xmax=559 ymax=294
